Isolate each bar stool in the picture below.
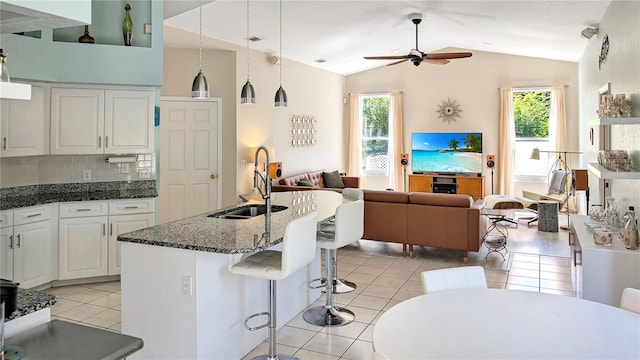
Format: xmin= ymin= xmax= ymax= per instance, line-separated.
xmin=231 ymin=212 xmax=318 ymax=360
xmin=304 ymin=200 xmax=364 ymax=327
xmin=316 ymin=188 xmax=364 ymax=294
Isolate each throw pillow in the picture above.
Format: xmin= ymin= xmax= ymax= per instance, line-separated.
xmin=322 ymin=170 xmax=345 ymax=189
xmin=548 ymin=170 xmax=567 ymax=194
xmin=297 ymin=177 xmax=314 ymax=187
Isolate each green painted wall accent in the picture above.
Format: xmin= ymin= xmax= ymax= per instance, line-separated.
xmin=0 ymin=0 xmax=162 ymax=86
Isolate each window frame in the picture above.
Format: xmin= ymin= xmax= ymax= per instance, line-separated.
xmin=359 ymin=93 xmax=390 ymax=176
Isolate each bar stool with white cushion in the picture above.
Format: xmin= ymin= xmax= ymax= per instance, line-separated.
xmin=620 ymin=287 xmax=640 ymax=314
xmin=420 ymin=266 xmax=487 ymax=294
xmin=304 ymin=200 xmax=364 ymax=326
xmin=316 ymin=188 xmax=364 ymax=294
xmin=231 ymin=212 xmax=318 ymax=360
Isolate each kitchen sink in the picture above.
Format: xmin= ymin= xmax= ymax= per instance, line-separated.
xmin=208 ymin=204 xmax=288 ymax=220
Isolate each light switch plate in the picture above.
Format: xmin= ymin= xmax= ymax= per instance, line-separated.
xmin=139 ymin=169 xmax=150 ymax=179
xmin=121 ymin=163 xmax=130 ymax=174
xmin=83 ymin=170 xmax=91 ymax=181
xmin=144 ymin=23 xmax=152 ymax=34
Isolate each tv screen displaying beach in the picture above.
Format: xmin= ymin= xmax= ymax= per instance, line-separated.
xmin=411 ymin=132 xmax=483 ymax=173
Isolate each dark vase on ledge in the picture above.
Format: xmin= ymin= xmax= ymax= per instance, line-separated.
xmin=122 ymin=3 xmax=133 ymax=46
xmin=78 ymin=25 xmax=95 ymax=44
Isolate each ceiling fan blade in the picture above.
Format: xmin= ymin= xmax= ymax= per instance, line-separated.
xmin=424 ymin=52 xmax=473 ymax=60
xmin=424 ymin=59 xmax=450 ymax=65
xmin=364 ymin=56 xmax=408 ymax=60
xmin=387 ymin=59 xmax=410 ymax=66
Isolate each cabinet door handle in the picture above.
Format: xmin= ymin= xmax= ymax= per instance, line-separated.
xmin=16 ymin=233 xmax=21 ymax=247
xmin=98 ymin=136 xmax=102 ymax=148
xmin=2 ymin=137 xmax=6 ymax=150
xmin=75 ymin=208 xmax=91 ymax=212
xmin=103 ymin=223 xmax=106 ymax=236
xmin=9 ymin=234 xmax=13 ymax=249
xmin=110 ymin=223 xmax=113 ymax=236
xmin=105 ymin=136 xmax=108 ymax=148
xmin=124 ymin=206 xmax=138 ymax=209
xmin=26 ymin=213 xmax=42 ymax=218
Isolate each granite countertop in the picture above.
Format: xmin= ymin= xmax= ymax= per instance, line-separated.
xmin=7 ymin=288 xmax=57 ymax=321
xmin=1 ymin=181 xmax=158 ymax=211
xmin=118 ymin=190 xmax=347 ymax=254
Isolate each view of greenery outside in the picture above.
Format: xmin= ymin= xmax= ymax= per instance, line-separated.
xmin=514 ymin=91 xmax=551 ymax=138
xmin=361 ymin=96 xmax=390 ymax=172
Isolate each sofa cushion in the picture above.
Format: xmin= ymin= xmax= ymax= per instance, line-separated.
xmin=322 ymin=170 xmax=345 ymax=189
xmin=409 ymin=193 xmax=473 ymax=208
xmin=296 ymin=177 xmax=313 ymax=187
xmin=307 ymin=170 xmax=326 ymax=187
xmin=279 ymin=173 xmax=310 ymax=186
xmin=364 ymin=190 xmax=409 ymax=204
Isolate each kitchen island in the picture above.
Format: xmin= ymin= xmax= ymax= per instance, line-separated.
xmin=118 ymin=190 xmax=346 ymax=359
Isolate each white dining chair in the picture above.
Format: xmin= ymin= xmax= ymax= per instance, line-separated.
xmin=620 ymin=287 xmax=640 ymax=314
xmin=371 ymin=351 xmax=389 ymax=360
xmin=421 ymin=266 xmax=487 ymax=294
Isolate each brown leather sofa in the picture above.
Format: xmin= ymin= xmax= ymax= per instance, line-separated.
xmin=271 ymin=170 xmax=360 ymax=193
xmin=363 ymin=190 xmax=487 ymax=263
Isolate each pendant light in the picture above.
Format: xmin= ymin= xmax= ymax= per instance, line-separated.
xmin=191 ymin=2 xmax=209 ymax=98
xmin=274 ymin=0 xmax=287 ymax=107
xmin=240 ymin=0 xmax=255 ymax=104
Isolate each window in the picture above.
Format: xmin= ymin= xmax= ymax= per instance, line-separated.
xmin=360 ymin=94 xmax=389 ymax=175
xmin=513 ymin=89 xmax=552 ymax=179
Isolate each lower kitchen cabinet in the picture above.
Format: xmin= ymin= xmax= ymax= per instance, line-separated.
xmin=58 ymin=199 xmax=155 ymax=280
xmin=0 ymin=205 xmax=55 ymax=289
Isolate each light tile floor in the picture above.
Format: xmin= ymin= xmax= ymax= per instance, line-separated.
xmin=45 ymin=219 xmax=578 ymax=360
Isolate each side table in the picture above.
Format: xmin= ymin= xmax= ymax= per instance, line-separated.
xmin=538 ymin=200 xmax=559 ymax=232
xmin=482 ymin=209 xmax=510 ymax=260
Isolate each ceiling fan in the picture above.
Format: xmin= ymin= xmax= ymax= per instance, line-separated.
xmin=364 ymin=13 xmax=472 ymax=66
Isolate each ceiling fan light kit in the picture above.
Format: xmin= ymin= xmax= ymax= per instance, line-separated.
xmin=364 ymin=13 xmax=472 ymax=67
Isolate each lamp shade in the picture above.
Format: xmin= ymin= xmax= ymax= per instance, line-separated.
xmin=192 ymin=70 xmax=209 ymax=98
xmin=274 ymin=85 xmax=287 ymax=107
xmin=530 ymin=148 xmax=541 ymax=160
xmin=241 ymin=80 xmax=256 ymax=104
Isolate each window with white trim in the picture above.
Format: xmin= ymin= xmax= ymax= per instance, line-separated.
xmin=513 ymin=89 xmax=552 ymax=179
xmin=360 ymin=94 xmax=389 ymax=175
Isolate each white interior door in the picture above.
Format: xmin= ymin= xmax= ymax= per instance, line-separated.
xmin=160 ymin=98 xmax=221 ymax=223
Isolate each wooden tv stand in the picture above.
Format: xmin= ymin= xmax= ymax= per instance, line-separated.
xmin=408 ymin=173 xmax=485 ymax=200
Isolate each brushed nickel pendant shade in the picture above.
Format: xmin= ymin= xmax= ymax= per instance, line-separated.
xmin=274 ymin=0 xmax=287 ymax=107
xmin=192 ymin=2 xmax=209 ymax=98
xmin=240 ymin=0 xmax=255 ymax=104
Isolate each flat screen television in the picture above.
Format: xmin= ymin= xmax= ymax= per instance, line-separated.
xmin=411 ymin=132 xmax=483 ymax=174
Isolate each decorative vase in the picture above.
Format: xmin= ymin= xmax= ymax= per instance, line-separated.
xmin=122 ymin=3 xmax=133 ymax=46
xmin=78 ymin=25 xmax=95 ymax=44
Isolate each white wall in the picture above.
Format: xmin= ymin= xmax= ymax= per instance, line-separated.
xmin=346 ymin=49 xmax=579 ymax=194
xmin=578 ymin=0 xmax=640 ymax=212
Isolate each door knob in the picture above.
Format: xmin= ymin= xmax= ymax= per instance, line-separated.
xmin=210 ymin=174 xmax=217 ymax=179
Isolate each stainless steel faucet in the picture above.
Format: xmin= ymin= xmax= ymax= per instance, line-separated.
xmin=253 ymin=146 xmax=272 ymax=217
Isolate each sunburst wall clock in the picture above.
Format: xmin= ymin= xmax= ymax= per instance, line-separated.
xmin=437 ymin=98 xmax=462 ymax=123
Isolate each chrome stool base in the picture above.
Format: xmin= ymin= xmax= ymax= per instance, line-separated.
xmin=248 ymin=355 xmax=300 ymax=360
xmin=303 ymin=305 xmax=355 ymax=327
xmin=319 ymin=278 xmax=356 ymax=294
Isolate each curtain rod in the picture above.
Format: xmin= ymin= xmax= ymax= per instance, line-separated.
xmin=498 ymin=85 xmax=569 ymax=90
xmin=348 ymin=91 xmax=403 ymax=95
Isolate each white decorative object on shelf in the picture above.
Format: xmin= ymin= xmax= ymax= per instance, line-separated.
xmin=597 ymin=93 xmax=632 ymax=118
xmin=290 ymin=115 xmax=317 ymax=147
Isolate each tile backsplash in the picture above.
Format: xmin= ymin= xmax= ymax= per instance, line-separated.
xmin=0 ymin=154 xmax=156 ymax=188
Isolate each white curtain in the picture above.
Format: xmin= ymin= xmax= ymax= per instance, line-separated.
xmin=387 ymin=92 xmax=404 ymax=191
xmin=498 ymin=88 xmax=514 ymax=195
xmin=550 ymin=85 xmax=568 ymax=160
xmin=347 ymin=93 xmax=361 ymax=176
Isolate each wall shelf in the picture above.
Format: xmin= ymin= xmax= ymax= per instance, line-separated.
xmin=587 ymin=117 xmax=640 ymax=126
xmin=587 ymin=162 xmax=640 ymax=180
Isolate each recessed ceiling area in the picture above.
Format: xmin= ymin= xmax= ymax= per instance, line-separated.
xmin=163 ymin=0 xmax=610 ymax=76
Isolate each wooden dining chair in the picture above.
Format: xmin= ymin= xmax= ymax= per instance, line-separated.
xmin=421 ymin=266 xmax=487 ymax=294
xmin=620 ymin=287 xmax=640 ymax=314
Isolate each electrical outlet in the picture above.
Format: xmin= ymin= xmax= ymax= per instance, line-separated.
xmin=83 ymin=170 xmax=91 ymax=181
xmin=181 ymin=275 xmax=193 ymax=295
xmin=138 ymin=169 xmax=150 ymax=179
xmin=240 ymin=160 xmax=247 ymax=167
xmin=121 ymin=163 xmax=130 ymax=174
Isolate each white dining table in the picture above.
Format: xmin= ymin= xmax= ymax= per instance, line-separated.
xmin=373 ymin=289 xmax=640 ymax=359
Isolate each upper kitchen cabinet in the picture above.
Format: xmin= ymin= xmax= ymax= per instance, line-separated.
xmin=1 ymin=83 xmax=48 ymax=157
xmin=51 ymin=87 xmax=154 ymax=155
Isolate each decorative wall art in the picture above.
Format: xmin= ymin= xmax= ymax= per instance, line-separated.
xmin=599 ymin=34 xmax=609 ymax=70
xmin=290 ymin=115 xmax=317 ymax=147
xmin=437 ymin=98 xmax=462 ymax=123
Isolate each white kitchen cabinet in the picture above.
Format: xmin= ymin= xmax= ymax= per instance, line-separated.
xmin=50 ymin=87 xmax=154 ymax=155
xmin=58 ymin=198 xmax=155 ymax=279
xmin=1 ymin=205 xmax=55 ymax=289
xmin=1 ymin=84 xmax=48 ymax=157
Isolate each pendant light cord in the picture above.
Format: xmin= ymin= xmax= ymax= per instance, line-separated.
xmin=246 ymin=0 xmax=250 ymax=79
xmin=279 ymin=0 xmax=282 ymax=86
xmin=199 ymin=1 xmax=203 ymax=72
